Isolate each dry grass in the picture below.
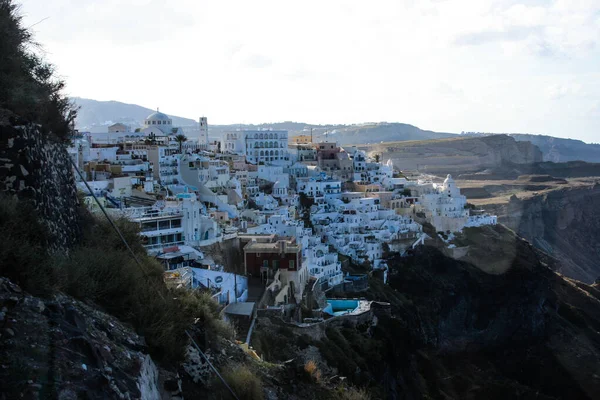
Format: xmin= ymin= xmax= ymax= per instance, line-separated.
xmin=222 ymin=364 xmax=264 ymax=400
xmin=334 ymin=386 xmax=371 ymax=400
xmin=304 ymin=359 xmax=321 ymax=382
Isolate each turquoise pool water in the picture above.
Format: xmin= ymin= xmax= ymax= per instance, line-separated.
xmin=324 ymin=299 xmax=359 ymax=316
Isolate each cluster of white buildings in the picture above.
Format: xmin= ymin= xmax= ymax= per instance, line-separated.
xmin=72 ymin=109 xmax=497 ymax=312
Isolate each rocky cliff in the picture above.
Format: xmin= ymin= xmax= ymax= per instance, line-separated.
xmin=0 ymin=277 xmax=181 ymax=399
xmin=369 ymin=134 xmax=543 ymax=174
xmin=0 ymin=123 xmax=80 ymax=251
xmin=484 ymin=183 xmax=600 ymax=283
xmin=512 ymin=134 xmax=600 ymax=163
xmin=249 ymin=225 xmax=600 ymax=399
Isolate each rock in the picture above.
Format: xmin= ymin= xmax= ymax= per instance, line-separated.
xmin=9 ymin=284 xmax=22 ymax=293
xmin=4 ymin=328 xmax=15 ymax=337
xmin=57 ymin=389 xmax=78 ymax=400
xmin=19 ymin=164 xmax=29 ymax=176
xmin=0 ymin=311 xmax=5 ymax=322
xmin=35 ymin=300 xmax=45 ymax=314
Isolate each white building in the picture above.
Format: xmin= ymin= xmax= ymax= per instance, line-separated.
xmin=416 ymin=174 xmax=469 ymax=232
xmin=296 ymin=176 xmax=342 ymax=203
xmin=108 ymin=123 xmax=131 ymax=133
xmin=305 ymin=237 xmax=344 ymax=289
xmin=125 ymin=195 xmax=218 ymax=251
xmin=221 ymin=129 xmax=289 ymax=165
xmin=147 ymin=146 xmax=180 ymax=185
xmin=142 ymin=110 xmax=175 ymax=135
xmin=191 ymin=268 xmax=248 ymax=305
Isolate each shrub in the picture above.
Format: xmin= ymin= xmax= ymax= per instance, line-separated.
xmin=304 ymin=360 xmax=321 ymax=382
xmin=0 ymin=194 xmax=234 ymax=361
xmin=0 ymin=0 xmax=76 ymax=140
xmin=334 ymin=386 xmax=371 ymax=400
xmin=222 ymin=364 xmax=263 ymax=400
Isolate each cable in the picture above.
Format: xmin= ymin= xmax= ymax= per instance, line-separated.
xmin=70 ymin=158 xmax=145 ymax=271
xmin=70 ymin=159 xmax=240 ymax=400
xmin=186 ymin=331 xmax=240 ymax=400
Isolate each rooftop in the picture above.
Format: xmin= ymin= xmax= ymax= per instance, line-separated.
xmin=223 ymin=302 xmax=255 ymax=317
xmin=244 ymin=239 xmax=301 ymax=253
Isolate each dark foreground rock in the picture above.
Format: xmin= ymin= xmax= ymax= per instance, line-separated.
xmin=0 ymin=277 xmax=180 ymax=400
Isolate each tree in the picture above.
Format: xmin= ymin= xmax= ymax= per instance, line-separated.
xmin=175 ymin=134 xmax=187 ymax=153
xmin=375 ymin=154 xmax=380 ymax=163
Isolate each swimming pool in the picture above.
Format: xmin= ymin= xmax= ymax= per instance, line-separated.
xmin=324 ymin=299 xmax=359 ymax=316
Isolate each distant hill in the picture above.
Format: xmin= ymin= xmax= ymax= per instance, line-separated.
xmin=510 ymin=134 xmax=600 ymax=163
xmin=72 ymin=97 xmax=197 ymax=132
xmin=461 ymin=132 xmax=600 ymax=163
xmin=72 ymin=98 xmax=600 ymax=163
xmin=325 ymin=123 xmax=455 ymax=144
xmin=209 ymin=122 xmax=456 ymax=144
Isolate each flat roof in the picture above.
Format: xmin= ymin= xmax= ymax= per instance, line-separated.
xmin=244 ymin=241 xmax=301 ymax=253
xmin=223 ymin=302 xmax=255 ymax=317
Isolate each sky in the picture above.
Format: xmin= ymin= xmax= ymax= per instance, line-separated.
xmin=19 ymin=0 xmax=600 ymax=142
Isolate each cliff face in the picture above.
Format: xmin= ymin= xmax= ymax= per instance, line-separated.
xmin=379 ymin=235 xmax=600 ymax=399
xmin=249 ymin=225 xmax=600 ymax=399
xmin=512 ymin=134 xmax=600 ymax=163
xmin=371 ymin=134 xmax=543 ymax=173
xmin=0 ymin=277 xmax=180 ymax=399
xmin=485 ymin=183 xmax=600 ymax=283
xmin=0 ymin=123 xmax=80 ymax=250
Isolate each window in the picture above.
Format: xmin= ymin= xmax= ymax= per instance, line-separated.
xmin=141 ymin=221 xmax=157 ymax=232
xmin=289 ymin=260 xmax=295 ymax=269
xmin=171 ymin=219 xmax=182 ymax=228
xmin=159 ymin=220 xmax=170 ymax=230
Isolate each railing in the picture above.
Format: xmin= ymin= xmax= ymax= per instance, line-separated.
xmin=144 ymin=240 xmax=185 ymax=250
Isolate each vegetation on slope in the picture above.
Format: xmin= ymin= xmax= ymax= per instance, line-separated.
xmin=0 ymin=195 xmax=233 ymax=361
xmin=0 ymin=0 xmax=76 ymax=140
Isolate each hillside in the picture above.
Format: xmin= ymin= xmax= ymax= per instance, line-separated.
xmin=462 ymin=180 xmax=600 ymax=284
xmin=511 ymin=134 xmax=600 ymax=163
xmin=252 ymin=225 xmax=600 ymax=399
xmin=367 ymin=134 xmax=543 ymax=174
xmin=72 ymin=97 xmax=197 ymax=132
xmin=309 ymin=122 xmax=455 ymax=145
xmin=72 ymin=97 xmax=455 ymax=143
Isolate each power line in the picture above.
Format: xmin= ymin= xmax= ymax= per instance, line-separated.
xmin=186 ymin=331 xmax=240 ymax=400
xmin=70 ymin=159 xmax=240 ymax=400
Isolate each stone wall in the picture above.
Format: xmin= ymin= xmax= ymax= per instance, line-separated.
xmin=0 ymin=123 xmax=80 ymax=250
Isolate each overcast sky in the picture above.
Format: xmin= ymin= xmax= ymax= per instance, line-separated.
xmin=20 ymin=0 xmax=600 ymax=142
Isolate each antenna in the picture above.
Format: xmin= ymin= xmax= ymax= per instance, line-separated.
xmin=310 ymin=127 xmax=313 ymax=143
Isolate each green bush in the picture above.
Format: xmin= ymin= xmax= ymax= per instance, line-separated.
xmin=222 ymin=364 xmax=264 ymax=400
xmin=0 ymin=0 xmax=76 ymax=140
